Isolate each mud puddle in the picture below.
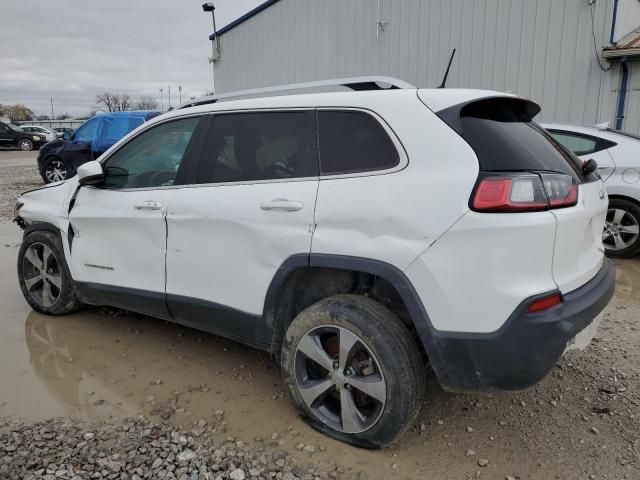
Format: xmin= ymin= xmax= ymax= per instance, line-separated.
xmin=1 ymin=219 xmax=640 ymax=479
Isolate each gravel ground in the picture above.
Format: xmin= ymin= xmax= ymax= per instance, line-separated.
xmin=0 ymin=414 xmax=350 ymax=480
xmin=1 ymin=149 xmax=639 ymax=479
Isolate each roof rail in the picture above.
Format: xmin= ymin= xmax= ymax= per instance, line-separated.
xmin=178 ymin=76 xmax=416 ymax=109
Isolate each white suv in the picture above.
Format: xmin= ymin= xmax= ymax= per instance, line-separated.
xmin=14 ymin=78 xmax=615 ymax=448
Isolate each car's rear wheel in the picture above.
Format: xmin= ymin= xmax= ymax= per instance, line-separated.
xmin=281 ymin=295 xmax=425 ymax=448
xmin=18 ymin=139 xmax=33 ymax=151
xmin=17 ymin=230 xmax=82 ymax=315
xmin=603 ymin=198 xmax=640 ymax=258
xmin=42 ymin=157 xmax=67 ymax=183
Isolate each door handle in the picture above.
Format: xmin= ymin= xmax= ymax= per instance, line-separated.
xmin=134 ymin=200 xmax=163 ymax=210
xmin=260 ymin=199 xmax=304 ymax=212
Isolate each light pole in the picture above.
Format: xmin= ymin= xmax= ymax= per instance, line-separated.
xmin=159 ymin=88 xmax=164 ymax=111
xmin=178 ymin=85 xmax=182 ymax=104
xmin=168 ymin=85 xmax=171 ymax=109
xmin=202 ymin=2 xmax=220 ymax=94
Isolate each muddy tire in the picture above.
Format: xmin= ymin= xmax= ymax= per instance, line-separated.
xmin=18 ymin=139 xmax=33 ymax=151
xmin=281 ymin=294 xmax=425 ymax=448
xmin=603 ymin=198 xmax=640 ymax=258
xmin=17 ymin=230 xmax=82 ymax=315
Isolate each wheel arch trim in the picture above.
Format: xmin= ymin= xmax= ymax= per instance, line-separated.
xmin=262 ymin=253 xmax=441 ymax=362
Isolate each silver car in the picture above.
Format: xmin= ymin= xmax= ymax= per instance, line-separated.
xmin=544 ymin=123 xmax=640 ymax=258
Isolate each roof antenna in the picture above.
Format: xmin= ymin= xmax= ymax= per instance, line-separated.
xmin=438 ymin=49 xmax=457 ymax=88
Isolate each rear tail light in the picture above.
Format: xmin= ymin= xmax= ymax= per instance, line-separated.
xmin=527 ymin=292 xmax=562 ymax=313
xmin=472 ymin=172 xmax=578 ymax=212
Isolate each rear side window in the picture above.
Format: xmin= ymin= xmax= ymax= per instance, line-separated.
xmin=454 ymin=98 xmax=583 ymax=181
xmin=195 ymin=111 xmax=317 ymax=184
xmin=548 ymin=132 xmax=598 ymax=156
xmin=318 ymin=111 xmax=399 ymax=175
xmin=547 ymin=130 xmax=616 ymax=156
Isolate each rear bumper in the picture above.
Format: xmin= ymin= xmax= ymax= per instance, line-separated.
xmin=425 ymin=259 xmax=615 ymax=392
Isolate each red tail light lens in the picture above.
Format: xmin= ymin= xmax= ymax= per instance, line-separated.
xmin=472 ymin=173 xmax=578 ymax=212
xmin=527 ymin=292 xmax=562 ymax=313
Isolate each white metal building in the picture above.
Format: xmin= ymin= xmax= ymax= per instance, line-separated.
xmin=209 ymin=0 xmax=640 ymax=134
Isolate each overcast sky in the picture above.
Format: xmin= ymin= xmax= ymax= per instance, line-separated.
xmin=0 ymin=0 xmax=262 ymax=117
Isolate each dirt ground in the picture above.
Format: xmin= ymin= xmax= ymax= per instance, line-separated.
xmin=1 ymin=150 xmax=639 ymax=479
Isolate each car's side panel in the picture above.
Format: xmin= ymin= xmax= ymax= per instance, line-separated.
xmin=404 ymin=210 xmax=559 ymax=333
xmin=311 ymin=96 xmax=479 ymax=271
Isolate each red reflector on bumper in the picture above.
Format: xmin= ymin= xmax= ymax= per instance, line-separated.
xmin=527 ymin=293 xmax=562 ymax=313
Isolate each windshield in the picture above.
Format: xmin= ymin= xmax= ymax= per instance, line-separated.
xmin=7 ymin=123 xmax=23 ymax=133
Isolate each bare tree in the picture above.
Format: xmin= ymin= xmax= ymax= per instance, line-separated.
xmin=4 ymin=103 xmax=34 ymax=121
xmin=95 ymin=92 xmax=132 ymax=112
xmin=134 ymin=95 xmax=159 ymax=110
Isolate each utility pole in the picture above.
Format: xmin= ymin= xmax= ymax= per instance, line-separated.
xmin=202 ymin=2 xmax=220 ymax=94
xmin=159 ymin=88 xmax=164 ymax=111
xmin=50 ymin=97 xmax=54 ymax=121
xmin=178 ymin=85 xmax=182 ymax=104
xmin=168 ymin=85 xmax=171 ymax=109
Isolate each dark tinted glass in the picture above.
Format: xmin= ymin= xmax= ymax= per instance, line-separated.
xmin=459 ymin=99 xmax=583 ymax=181
xmin=196 ymin=111 xmax=317 ymax=184
xmin=318 ymin=111 xmax=399 ymax=175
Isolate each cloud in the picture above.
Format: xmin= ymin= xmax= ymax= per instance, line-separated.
xmin=0 ymin=0 xmax=262 ymax=116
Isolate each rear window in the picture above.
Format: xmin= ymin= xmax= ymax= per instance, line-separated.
xmin=318 ymin=111 xmax=399 ymax=175
xmin=457 ymin=98 xmax=583 ymax=181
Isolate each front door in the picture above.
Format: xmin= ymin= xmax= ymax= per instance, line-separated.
xmin=165 ymin=111 xmax=319 ymax=344
xmin=68 ymin=115 xmax=204 ymax=318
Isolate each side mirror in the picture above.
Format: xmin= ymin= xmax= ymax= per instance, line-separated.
xmin=62 ymin=132 xmax=71 ymax=141
xmin=77 ymin=160 xmax=104 ymax=186
xmin=582 ymin=158 xmax=598 ymax=175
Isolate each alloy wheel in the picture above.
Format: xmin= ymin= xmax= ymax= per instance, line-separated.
xmin=603 ymin=208 xmax=640 ymax=251
xmin=294 ymin=325 xmax=386 ymax=434
xmin=21 ymin=242 xmax=62 ymax=308
xmin=45 ymin=160 xmax=67 ymax=183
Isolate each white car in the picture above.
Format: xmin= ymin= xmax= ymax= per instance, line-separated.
xmin=19 ymin=125 xmax=57 ymax=143
xmin=14 ymin=78 xmax=615 ymax=448
xmin=544 ymin=124 xmax=640 ymax=257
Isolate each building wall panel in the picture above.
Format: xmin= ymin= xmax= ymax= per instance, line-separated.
xmin=214 ymin=0 xmax=628 ymax=128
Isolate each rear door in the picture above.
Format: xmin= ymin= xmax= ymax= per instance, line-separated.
xmin=165 ymin=110 xmax=319 ymax=344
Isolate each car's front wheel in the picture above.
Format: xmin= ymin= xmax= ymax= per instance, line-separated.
xmin=18 ymin=139 xmax=33 ymax=151
xmin=17 ymin=230 xmax=82 ymax=315
xmin=42 ymin=157 xmax=67 ymax=183
xmin=281 ymin=295 xmax=425 ymax=448
xmin=603 ymin=198 xmax=640 ymax=258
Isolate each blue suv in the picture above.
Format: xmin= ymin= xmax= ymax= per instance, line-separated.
xmin=37 ymin=110 xmax=160 ymax=183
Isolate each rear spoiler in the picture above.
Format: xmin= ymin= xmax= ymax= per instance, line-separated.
xmin=436 ymin=97 xmax=541 ymax=136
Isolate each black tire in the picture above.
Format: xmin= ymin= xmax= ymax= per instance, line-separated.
xmin=18 ymin=139 xmax=33 ymax=151
xmin=41 ymin=156 xmax=68 ymax=184
xmin=604 ymin=198 xmax=640 ymax=258
xmin=17 ymin=230 xmax=83 ymax=315
xmin=281 ymin=294 xmax=425 ymax=448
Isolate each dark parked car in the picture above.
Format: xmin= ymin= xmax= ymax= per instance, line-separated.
xmin=37 ymin=111 xmax=160 ymax=183
xmin=0 ymin=121 xmax=47 ymax=151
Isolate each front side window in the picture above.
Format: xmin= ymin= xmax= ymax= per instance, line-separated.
xmin=195 ymin=111 xmax=317 ymax=184
xmin=102 ymin=116 xmax=201 ymax=189
xmin=317 ymin=111 xmax=400 ymax=175
xmin=73 ymin=118 xmax=101 ymax=142
xmin=548 ymin=131 xmax=598 ymax=156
